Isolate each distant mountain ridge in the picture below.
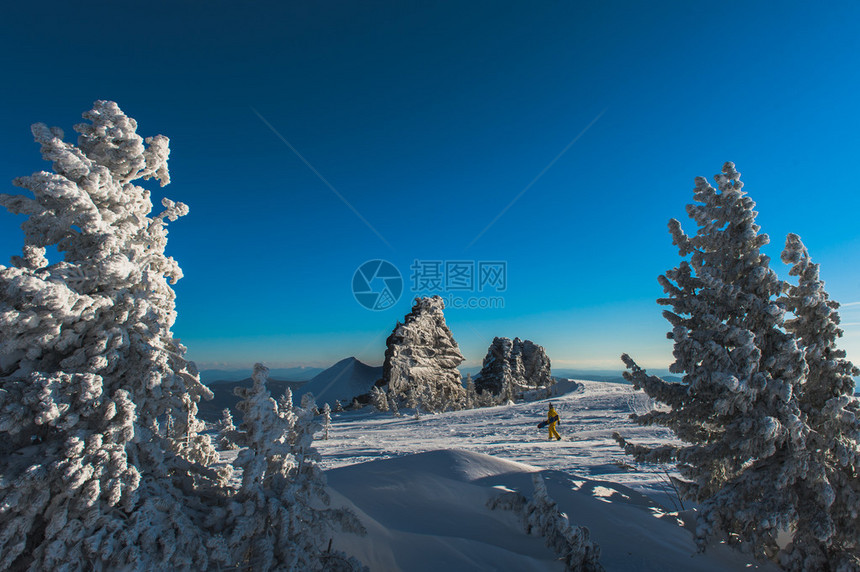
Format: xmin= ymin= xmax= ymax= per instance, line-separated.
xmin=295 ymin=357 xmax=382 ymax=407
xmin=196 ymin=357 xmax=382 ymax=422
xmin=199 ymin=365 xmax=323 ymax=383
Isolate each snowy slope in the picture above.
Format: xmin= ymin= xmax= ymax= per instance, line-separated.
xmin=316 ymin=380 xmax=683 ymax=505
xmin=326 ymin=451 xmax=563 ymax=571
xmin=324 ymin=449 xmax=778 ymax=572
xmin=294 ymin=356 xmax=382 ymax=407
xmin=308 ymin=379 xmax=781 ymax=571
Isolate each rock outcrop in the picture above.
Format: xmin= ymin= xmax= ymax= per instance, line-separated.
xmin=475 ymin=337 xmax=552 ymax=395
xmin=382 ymin=296 xmax=465 ymax=408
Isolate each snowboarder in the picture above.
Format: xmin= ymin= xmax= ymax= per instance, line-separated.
xmin=545 ymin=402 xmax=561 ymax=441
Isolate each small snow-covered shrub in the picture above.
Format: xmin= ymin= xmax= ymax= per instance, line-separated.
xmin=218 ymin=408 xmax=240 ymax=450
xmin=488 ymin=473 xmax=603 ymax=571
xmin=371 ymin=386 xmax=388 ymax=412
xmin=387 ymin=392 xmax=401 ymax=417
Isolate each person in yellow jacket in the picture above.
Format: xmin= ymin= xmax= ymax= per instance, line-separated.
xmin=547 ymin=403 xmax=561 ymax=441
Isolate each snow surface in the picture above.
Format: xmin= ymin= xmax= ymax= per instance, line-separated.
xmin=317 ymin=380 xmax=683 ymax=506
xmin=218 ymin=379 xmax=782 ymax=571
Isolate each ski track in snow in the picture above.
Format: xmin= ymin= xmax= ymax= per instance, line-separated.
xmin=315 ymin=379 xmax=685 ymax=511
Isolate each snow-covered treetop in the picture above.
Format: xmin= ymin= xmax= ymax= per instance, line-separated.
xmin=781 ymin=233 xmax=857 ymax=382
xmin=0 ymin=100 xmax=223 ymax=570
xmin=4 ymin=100 xmax=181 ymax=282
xmin=0 ymin=99 xmax=212 ymax=461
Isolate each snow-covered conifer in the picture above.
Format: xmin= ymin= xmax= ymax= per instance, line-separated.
xmin=218 ymin=408 xmax=240 ymax=450
xmin=278 ymin=387 xmax=294 ymax=417
xmin=778 ymin=233 xmax=860 ymax=571
xmin=301 ymin=391 xmax=317 ymax=414
xmin=500 ymin=360 xmax=516 ymax=405
xmin=371 ymin=386 xmax=389 ymax=412
xmin=321 ymin=403 xmax=332 ymax=441
xmin=465 ymin=373 xmax=478 ymax=409
xmin=0 ymin=101 xmax=223 ymax=570
xmin=614 ymin=163 xmax=811 ymax=559
xmin=335 ymin=399 xmax=344 ymax=413
xmin=351 ymin=398 xmax=363 ymax=410
xmin=228 ymin=364 xmax=365 ymax=570
xmin=407 ymin=386 xmax=421 ymax=419
xmin=388 ymin=392 xmax=401 ymax=417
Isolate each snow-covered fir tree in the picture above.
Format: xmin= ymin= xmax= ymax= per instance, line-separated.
xmin=500 ymin=360 xmax=516 ymax=405
xmin=613 ymin=163 xmax=814 ymax=560
xmin=0 ymin=101 xmax=225 ymax=570
xmin=387 ymin=392 xmax=401 ymax=417
xmin=0 ymin=102 xmax=369 ymax=571
xmin=227 ymin=364 xmax=366 ymax=570
xmin=321 ymin=403 xmax=332 ymax=441
xmin=407 ymin=386 xmax=421 ymax=419
xmin=218 ymin=408 xmax=240 ymax=450
xmin=371 ymin=386 xmax=389 ymax=412
xmin=464 ymin=373 xmax=478 ymax=409
xmin=278 ymin=387 xmax=294 ymax=417
xmin=334 ymin=399 xmax=344 ymax=413
xmin=778 ymin=233 xmax=860 ymax=571
xmin=382 ymin=296 xmax=466 ymax=411
xmin=301 ymin=391 xmax=317 ymax=414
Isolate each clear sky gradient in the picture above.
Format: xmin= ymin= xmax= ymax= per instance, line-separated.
xmin=2 ymin=1 xmax=859 ymax=371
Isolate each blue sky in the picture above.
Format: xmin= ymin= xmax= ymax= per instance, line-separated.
xmin=2 ymin=1 xmax=859 ymax=371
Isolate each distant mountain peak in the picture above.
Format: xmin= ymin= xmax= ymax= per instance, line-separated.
xmin=294 ymin=356 xmax=382 ymax=406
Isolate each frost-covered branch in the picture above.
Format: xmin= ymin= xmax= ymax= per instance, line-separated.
xmin=488 ymin=473 xmax=603 ymax=571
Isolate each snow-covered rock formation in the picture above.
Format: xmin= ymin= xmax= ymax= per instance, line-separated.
xmin=475 ymin=337 xmax=553 ymax=397
xmin=382 ymin=296 xmax=465 ymax=410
